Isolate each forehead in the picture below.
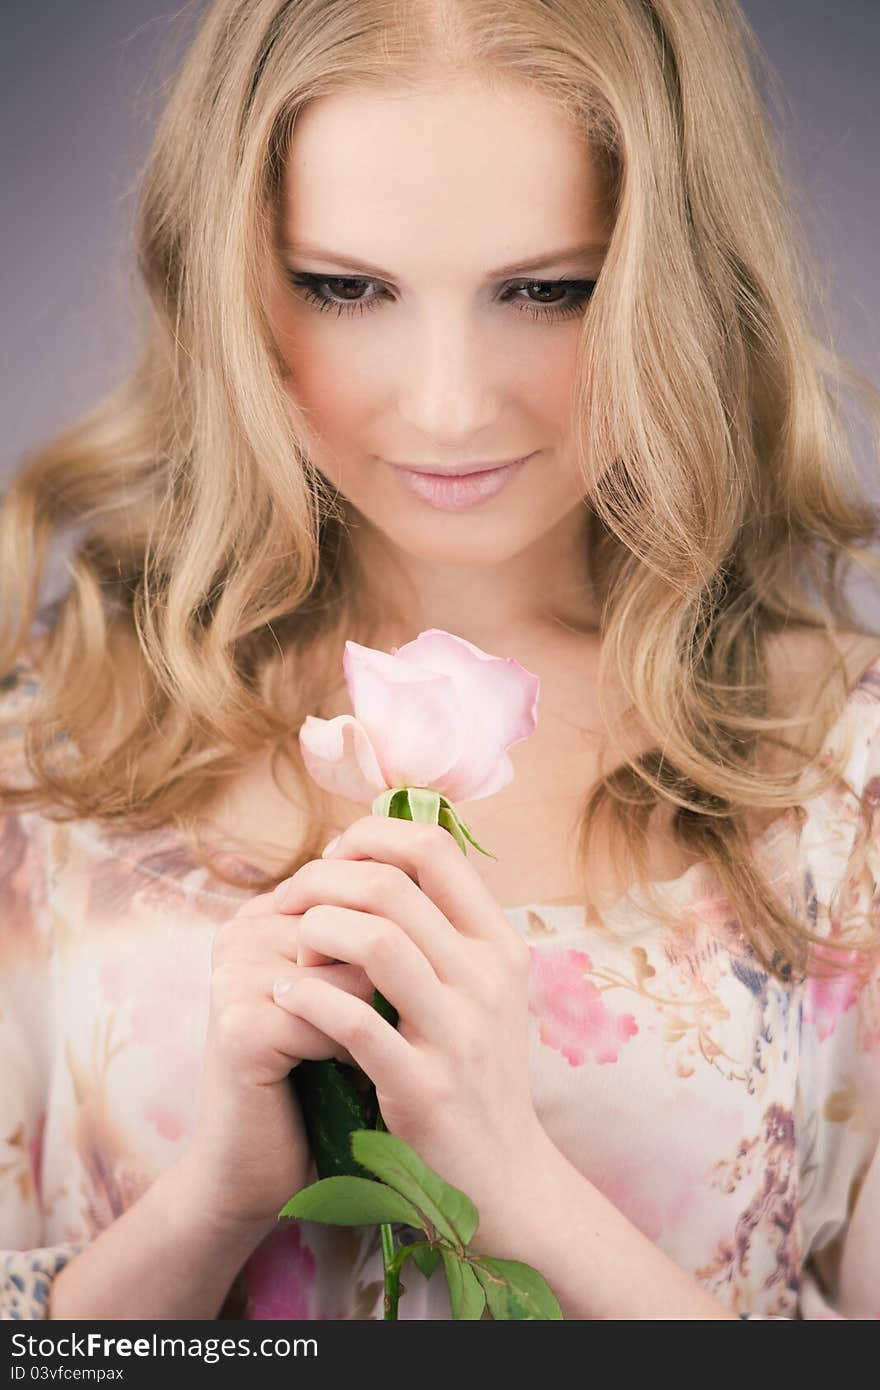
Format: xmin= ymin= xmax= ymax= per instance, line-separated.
xmin=280 ymin=79 xmax=611 ymax=268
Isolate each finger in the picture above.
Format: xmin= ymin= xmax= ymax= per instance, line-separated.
xmin=222 ymin=905 xmax=347 ymax=970
xmin=276 ymin=856 xmax=473 ymax=988
xmin=296 ymin=906 xmax=451 ymax=1043
xmin=234 ymin=889 xmax=284 ymax=920
xmin=289 ymin=959 xmax=376 ymax=1005
xmin=272 ymin=960 xmax=374 ymax=1066
xmin=281 ymin=815 xmax=512 ymax=947
xmin=222 ymin=907 xmax=366 ymax=976
xmin=231 ymin=909 xmax=342 ymax=970
xmin=275 ymin=1009 xmax=355 ymax=1066
xmin=217 ymin=911 xmax=302 ymax=964
xmin=226 ymin=953 xmax=375 ymax=1012
xmin=215 ymin=957 xmax=360 ymax=1065
xmin=277 ymin=974 xmax=422 ymax=1098
xmin=297 ymin=940 xmax=344 ymax=968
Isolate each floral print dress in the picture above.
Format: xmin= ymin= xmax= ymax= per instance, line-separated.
xmin=1 ymin=656 xmax=879 ymax=1320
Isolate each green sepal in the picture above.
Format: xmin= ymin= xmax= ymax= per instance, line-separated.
xmin=471 ymin=1256 xmax=564 ymax=1320
xmin=437 ymin=804 xmax=469 ymax=854
xmin=279 ymin=1175 xmax=424 ymax=1229
xmin=372 ymin=786 xmax=497 ymax=859
xmin=404 ymin=787 xmax=442 ymax=823
xmin=375 ymin=786 xmax=443 ymax=826
xmin=451 ymin=814 xmax=497 ymax=860
xmin=371 ymin=788 xmax=395 ymax=817
xmin=388 ymin=787 xmax=412 ymax=819
xmin=437 ymin=795 xmax=497 ymax=860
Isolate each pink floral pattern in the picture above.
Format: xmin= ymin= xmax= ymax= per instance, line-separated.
xmin=528 ymin=946 xmax=639 ymax=1065
xmin=803 ymin=945 xmax=862 ymax=1042
xmin=3 ymin=657 xmax=880 ymax=1318
xmin=241 ymin=1221 xmax=317 ymax=1320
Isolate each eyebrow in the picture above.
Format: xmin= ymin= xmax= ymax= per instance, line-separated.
xmin=280 ymin=239 xmax=608 ymax=282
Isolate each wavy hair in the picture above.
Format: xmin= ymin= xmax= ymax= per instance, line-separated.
xmin=3 ymin=0 xmax=880 ymax=985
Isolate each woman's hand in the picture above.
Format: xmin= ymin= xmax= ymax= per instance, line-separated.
xmin=178 ymin=888 xmax=376 ymax=1235
xmin=271 ymin=815 xmax=551 ymax=1243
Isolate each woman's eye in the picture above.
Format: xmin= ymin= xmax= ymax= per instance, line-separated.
xmin=289 ymin=275 xmax=381 ymax=316
xmin=285 ymin=272 xmax=597 ymax=323
xmin=503 ymin=278 xmax=597 ymax=321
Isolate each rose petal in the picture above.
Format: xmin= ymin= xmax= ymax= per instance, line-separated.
xmin=298 ymin=714 xmax=389 ymax=804
xmin=342 ymin=641 xmax=465 ymax=788
xmin=388 ymin=629 xmax=540 ymax=801
xmin=297 ymin=630 xmax=541 ymax=806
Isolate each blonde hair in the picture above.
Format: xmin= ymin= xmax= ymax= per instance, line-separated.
xmin=3 ymin=0 xmax=880 ymax=985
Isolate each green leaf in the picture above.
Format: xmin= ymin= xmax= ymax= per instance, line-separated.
xmin=290 ymin=1060 xmax=378 ymax=1180
xmin=279 ymin=1175 xmax=425 ymax=1229
xmin=440 ymin=1250 xmax=487 ymax=1320
xmin=404 ymin=787 xmax=442 ymax=824
xmin=471 ymin=1257 xmax=563 ymax=1320
xmin=410 ymin=1242 xmax=442 ymax=1280
xmin=349 ymin=1130 xmax=478 ymax=1248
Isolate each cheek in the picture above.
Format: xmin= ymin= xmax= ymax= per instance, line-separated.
xmin=525 ymin=340 xmax=581 ymax=430
xmin=266 ymin=281 xmax=366 ymax=435
xmin=500 ymin=326 xmax=582 ymax=435
xmin=282 ymin=327 xmax=375 ymax=442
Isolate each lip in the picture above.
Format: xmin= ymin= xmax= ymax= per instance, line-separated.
xmin=386 ymin=455 xmax=532 ymax=512
xmin=387 ymin=457 xmax=530 ymax=477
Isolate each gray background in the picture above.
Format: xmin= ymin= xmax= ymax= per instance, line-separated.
xmin=3 ymin=1 xmax=878 ymax=510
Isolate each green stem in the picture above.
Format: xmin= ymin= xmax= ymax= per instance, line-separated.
xmin=374 ymin=1101 xmax=400 ymax=1318
xmin=380 ymin=1221 xmax=400 ymax=1320
xmin=368 ymin=787 xmax=484 ymax=1320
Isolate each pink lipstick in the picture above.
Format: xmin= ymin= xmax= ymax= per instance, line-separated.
xmin=387 ymin=455 xmax=532 ymax=511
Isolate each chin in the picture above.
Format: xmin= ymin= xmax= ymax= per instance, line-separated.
xmin=388 ymin=523 xmax=529 ymax=566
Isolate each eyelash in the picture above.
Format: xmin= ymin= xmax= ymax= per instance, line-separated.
xmin=285 ymin=271 xmax=598 ymax=323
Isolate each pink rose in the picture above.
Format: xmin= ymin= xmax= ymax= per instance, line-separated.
xmin=298 ymin=628 xmax=539 ymax=805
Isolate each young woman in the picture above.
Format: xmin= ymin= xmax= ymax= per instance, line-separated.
xmin=2 ymin=0 xmax=879 ymax=1321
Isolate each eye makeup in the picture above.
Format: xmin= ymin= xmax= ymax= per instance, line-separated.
xmin=284 ymin=271 xmax=598 ymax=323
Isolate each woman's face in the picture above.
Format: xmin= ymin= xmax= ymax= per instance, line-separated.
xmin=267 ymin=75 xmax=611 ymax=573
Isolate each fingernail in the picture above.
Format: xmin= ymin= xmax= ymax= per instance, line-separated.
xmin=273 ymin=976 xmax=294 ymax=1001
xmin=321 ymin=834 xmax=341 ymax=858
xmin=272 ymin=876 xmax=293 ymax=904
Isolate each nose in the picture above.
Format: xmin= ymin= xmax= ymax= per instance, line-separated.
xmin=396 ymin=307 xmax=502 ymax=445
